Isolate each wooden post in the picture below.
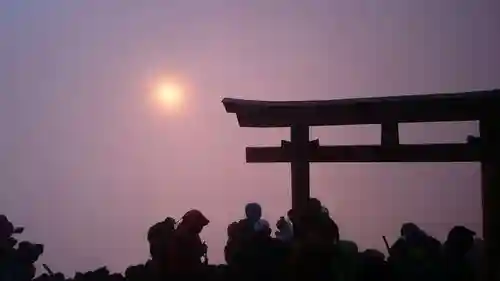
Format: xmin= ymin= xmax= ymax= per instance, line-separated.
xmin=381 ymin=122 xmax=399 ymax=146
xmin=290 ymin=124 xmax=311 ymax=217
xmin=480 ymin=116 xmax=500 ymax=281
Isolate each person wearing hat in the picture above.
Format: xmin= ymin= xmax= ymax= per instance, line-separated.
xmin=167 ymin=209 xmax=209 ymax=277
xmin=180 ymin=210 xmax=209 ymax=234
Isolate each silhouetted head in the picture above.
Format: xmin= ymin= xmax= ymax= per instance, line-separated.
xmin=125 ymin=265 xmax=139 ymax=280
xmin=245 ymin=203 xmax=262 ymax=222
xmin=74 ymin=272 xmax=84 ymax=281
xmin=338 ymin=240 xmax=359 ymax=256
xmin=94 ymin=267 xmax=110 ymax=278
xmin=400 ymin=223 xmax=421 ymax=239
xmin=17 ymin=241 xmax=44 ymax=263
xmin=276 ymin=216 xmax=288 ymax=230
xmin=110 ymin=273 xmax=124 ymax=281
xmin=362 ymin=249 xmax=385 ymax=261
xmin=0 ymin=215 xmax=15 ymax=239
xmin=307 ymin=198 xmax=323 ymax=214
xmin=181 ymin=209 xmax=209 ymax=234
xmin=275 ymin=217 xmax=293 ymax=241
xmin=446 ymin=226 xmax=476 ymax=254
xmin=53 ymin=273 xmax=65 ymax=281
xmin=164 ymin=217 xmax=176 ymax=226
xmin=147 ymin=219 xmax=175 ymax=245
xmin=447 ymin=226 xmax=475 ymax=239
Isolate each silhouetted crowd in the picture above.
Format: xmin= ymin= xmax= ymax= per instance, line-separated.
xmin=1 ymin=198 xmax=483 ymax=281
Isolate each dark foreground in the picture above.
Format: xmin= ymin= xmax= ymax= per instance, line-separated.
xmin=1 ymin=199 xmax=482 ymax=281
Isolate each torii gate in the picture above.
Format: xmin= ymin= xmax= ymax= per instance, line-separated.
xmin=222 ymin=89 xmax=500 ymax=281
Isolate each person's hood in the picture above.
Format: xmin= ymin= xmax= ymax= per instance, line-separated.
xmin=181 ymin=209 xmax=209 ymax=228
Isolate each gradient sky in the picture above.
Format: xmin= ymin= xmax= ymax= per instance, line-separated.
xmin=1 ymin=0 xmax=499 ymax=275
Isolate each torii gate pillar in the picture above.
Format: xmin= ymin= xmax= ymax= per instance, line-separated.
xmin=290 ymin=125 xmax=311 ymax=215
xmin=480 ymin=117 xmax=500 ymax=281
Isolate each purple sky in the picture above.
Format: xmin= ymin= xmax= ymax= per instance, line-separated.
xmin=1 ymin=0 xmax=499 ymax=275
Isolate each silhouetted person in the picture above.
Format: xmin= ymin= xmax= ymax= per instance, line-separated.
xmin=224 ymin=220 xmax=254 ymax=275
xmin=291 ymin=198 xmax=339 ymax=281
xmin=109 ymin=272 xmax=125 ymax=281
xmin=2 ymin=204 xmax=490 ymax=281
xmin=245 ymin=203 xmax=262 ymax=221
xmin=244 ymin=219 xmax=273 ymax=279
xmin=0 ymin=215 xmax=23 ymax=255
xmin=147 ymin=216 xmax=176 ymax=279
xmin=224 ymin=221 xmax=240 ymax=266
xmin=125 ymin=264 xmax=145 ymax=281
xmin=147 ymin=217 xmax=176 ymax=260
xmin=359 ymin=249 xmax=389 ymax=281
xmin=466 ymin=238 xmax=484 ymax=281
xmin=238 ymin=202 xmax=262 ymax=241
xmin=1 ymin=216 xmax=35 ymax=281
xmin=168 ymin=209 xmax=209 ymax=278
xmin=389 ymin=223 xmax=442 ymax=281
xmin=53 ymin=272 xmax=65 ymax=281
xmin=336 ymin=240 xmax=359 ymax=281
xmin=11 ymin=241 xmax=44 ymax=281
xmin=443 ymin=226 xmax=476 ymax=281
xmin=303 ymin=198 xmax=340 ymax=244
xmin=275 ymin=216 xmax=293 ymax=242
xmin=225 ymin=202 xmax=266 ymax=277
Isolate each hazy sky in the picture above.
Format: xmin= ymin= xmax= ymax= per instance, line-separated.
xmin=1 ymin=0 xmax=499 ymax=275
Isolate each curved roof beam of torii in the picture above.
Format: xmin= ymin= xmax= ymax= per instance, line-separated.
xmin=222 ymin=89 xmax=500 ymax=127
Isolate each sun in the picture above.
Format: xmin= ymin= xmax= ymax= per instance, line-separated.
xmin=153 ymin=80 xmax=185 ymax=113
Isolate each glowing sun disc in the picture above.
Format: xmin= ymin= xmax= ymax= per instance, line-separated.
xmin=153 ymin=81 xmax=185 ymax=113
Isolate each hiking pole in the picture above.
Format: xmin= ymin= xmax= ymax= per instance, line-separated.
xmin=42 ymin=264 xmax=54 ymax=276
xmin=382 ymin=236 xmax=391 ymax=256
